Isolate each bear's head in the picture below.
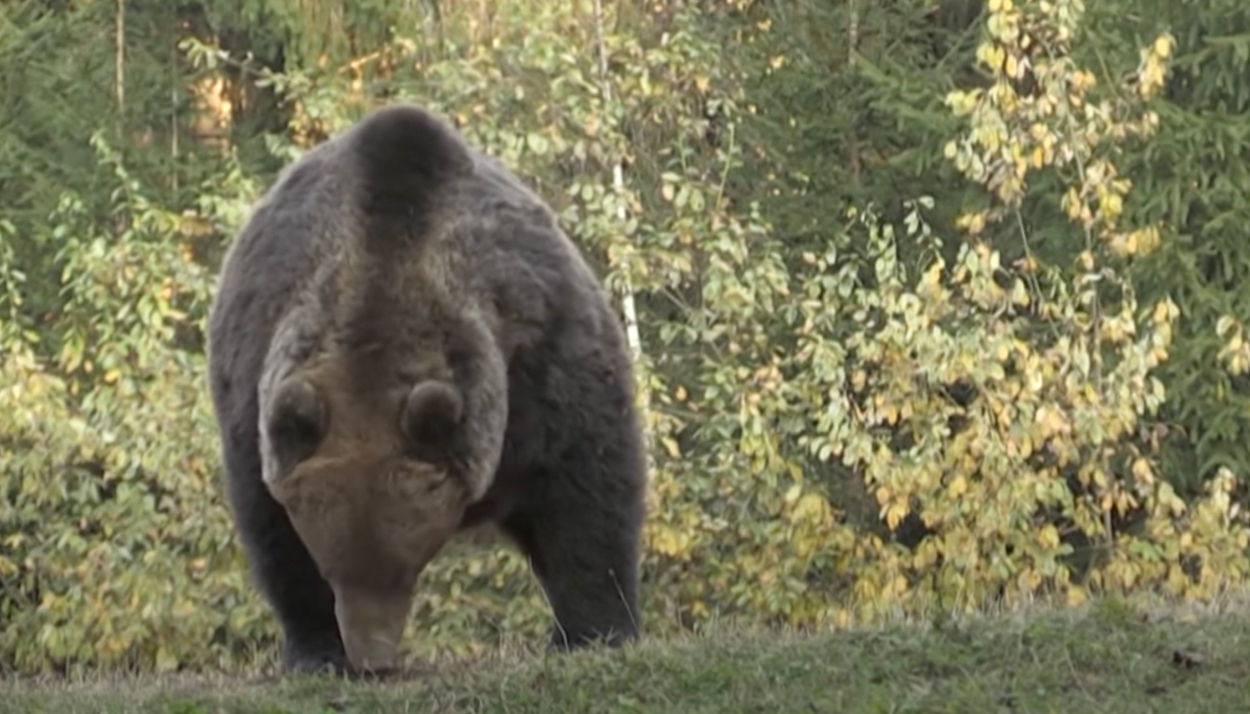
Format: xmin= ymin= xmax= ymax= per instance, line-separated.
xmin=257 ymin=347 xmax=501 ymax=673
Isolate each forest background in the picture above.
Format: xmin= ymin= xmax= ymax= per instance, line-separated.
xmin=2 ymin=0 xmax=1249 ymax=675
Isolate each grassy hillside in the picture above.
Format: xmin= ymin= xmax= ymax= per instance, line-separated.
xmin=5 ymin=599 xmax=1250 ymax=714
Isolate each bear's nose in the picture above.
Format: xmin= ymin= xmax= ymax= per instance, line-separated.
xmin=331 ymin=582 xmax=414 ymax=674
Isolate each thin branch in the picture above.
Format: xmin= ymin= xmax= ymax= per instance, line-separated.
xmin=115 ymin=0 xmax=125 ymax=125
xmin=592 ymin=0 xmax=655 ymax=467
xmin=592 ymin=0 xmax=643 ymax=363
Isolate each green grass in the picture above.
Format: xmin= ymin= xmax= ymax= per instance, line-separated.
xmin=6 ymin=600 xmax=1250 ymax=713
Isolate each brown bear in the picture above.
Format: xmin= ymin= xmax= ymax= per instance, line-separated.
xmin=206 ymin=104 xmax=647 ymax=674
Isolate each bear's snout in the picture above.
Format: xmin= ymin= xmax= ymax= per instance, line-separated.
xmin=331 ymin=582 xmax=413 ymax=674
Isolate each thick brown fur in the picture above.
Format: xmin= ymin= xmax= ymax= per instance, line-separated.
xmin=206 ymin=104 xmax=647 ymax=673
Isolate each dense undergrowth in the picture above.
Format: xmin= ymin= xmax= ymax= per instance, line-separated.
xmin=3 ymin=0 xmax=1250 ymax=675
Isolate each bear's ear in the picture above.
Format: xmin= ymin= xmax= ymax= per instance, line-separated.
xmin=400 ymin=380 xmax=464 ymax=465
xmin=267 ymin=377 xmax=327 ymax=473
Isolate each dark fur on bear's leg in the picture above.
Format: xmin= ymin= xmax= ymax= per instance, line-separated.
xmin=500 ymin=351 xmax=647 ymax=653
xmin=220 ymin=416 xmax=349 ymax=675
xmin=230 ymin=480 xmax=349 ymax=675
xmin=538 ymin=495 xmax=644 ymax=651
xmin=541 ymin=469 xmax=642 ymax=651
xmin=505 ymin=492 xmax=643 ymax=651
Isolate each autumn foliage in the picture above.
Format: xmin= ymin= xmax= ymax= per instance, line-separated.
xmin=2 ymin=0 xmax=1249 ymax=674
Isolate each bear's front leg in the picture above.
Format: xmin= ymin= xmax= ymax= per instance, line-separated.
xmin=223 ymin=433 xmax=349 ymax=674
xmin=502 ymin=426 xmax=647 ymax=650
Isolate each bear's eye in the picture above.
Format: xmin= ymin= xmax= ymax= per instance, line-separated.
xmin=386 ymin=465 xmax=448 ymax=497
xmin=269 ymin=376 xmax=327 ymax=467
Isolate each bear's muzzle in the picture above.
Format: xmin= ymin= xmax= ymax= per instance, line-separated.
xmin=332 ymin=583 xmax=415 ymax=674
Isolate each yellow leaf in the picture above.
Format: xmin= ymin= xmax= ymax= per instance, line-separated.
xmin=1107 ymin=231 xmax=1133 ymax=258
xmin=1066 ymin=585 xmax=1087 ymax=607
xmin=1021 ymin=568 xmax=1042 ymax=591
xmin=1038 ymin=524 xmax=1060 ymax=549
xmin=1102 ymin=193 xmax=1123 ymax=219
xmin=836 ymin=608 xmax=852 ymax=628
xmin=1030 ymin=145 xmax=1045 ymax=168
xmin=893 ymin=574 xmax=908 ymax=595
xmin=913 ymin=542 xmax=937 ymax=569
xmin=884 ymin=501 xmax=909 ymax=531
xmin=1072 ymin=70 xmax=1097 ymax=92
xmin=795 ymin=493 xmax=829 ymax=522
xmin=1005 ymin=53 xmax=1018 ymax=78
xmin=876 ymin=486 xmax=892 ymax=506
xmin=967 ymin=212 xmax=987 ymax=236
xmin=1120 ymin=562 xmax=1140 ymax=589
xmin=1137 ymin=225 xmax=1161 ymax=254
xmin=1064 ymin=188 xmax=1083 ymax=220
xmin=784 ymin=483 xmax=802 ymax=506
xmin=661 ymin=436 xmax=681 ymax=458
xmin=852 ymin=369 xmax=867 ymax=391
xmin=1036 ymin=406 xmax=1067 ymax=438
xmin=1154 ymin=34 xmax=1174 ymax=59
xmin=884 ymin=404 xmax=899 ymax=426
xmin=949 ymin=475 xmax=968 ymax=498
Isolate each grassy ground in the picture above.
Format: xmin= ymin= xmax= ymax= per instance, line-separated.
xmin=5 ymin=599 xmax=1250 ymax=714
